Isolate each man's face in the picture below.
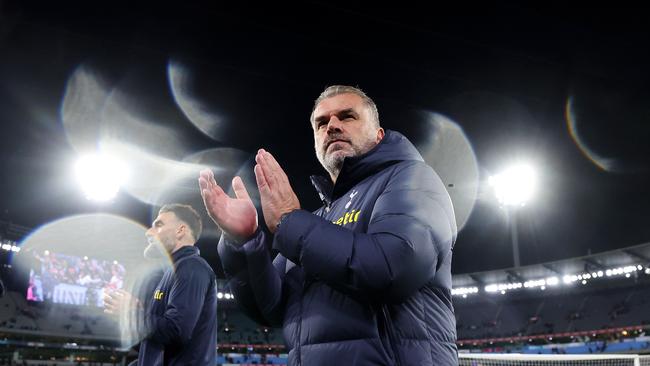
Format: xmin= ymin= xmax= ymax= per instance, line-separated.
xmin=312 ymin=93 xmax=382 ymax=176
xmin=144 ymin=211 xmax=180 ymax=258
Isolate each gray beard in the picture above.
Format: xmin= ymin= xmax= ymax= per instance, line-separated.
xmin=316 ymin=138 xmax=377 ymax=180
xmin=318 ymin=151 xmax=344 ymax=179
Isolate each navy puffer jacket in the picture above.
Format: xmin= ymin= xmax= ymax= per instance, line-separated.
xmin=219 ymin=130 xmax=457 ymax=366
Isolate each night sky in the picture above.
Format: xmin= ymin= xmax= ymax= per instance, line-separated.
xmin=1 ymin=2 xmax=649 ymax=277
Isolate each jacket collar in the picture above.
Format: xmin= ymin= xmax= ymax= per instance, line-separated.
xmin=171 ymin=245 xmax=199 ymax=263
xmin=310 ymin=130 xmax=423 ymax=204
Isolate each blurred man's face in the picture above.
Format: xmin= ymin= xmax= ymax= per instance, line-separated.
xmin=144 ymin=211 xmax=181 ymax=258
xmin=312 ymin=93 xmax=383 ymax=178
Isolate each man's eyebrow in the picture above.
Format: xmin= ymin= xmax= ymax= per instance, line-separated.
xmin=337 ymin=108 xmax=356 ymax=115
xmin=314 ymin=114 xmax=329 ymax=123
xmin=314 ymin=108 xmax=357 ymax=122
xmin=153 ymin=219 xmax=163 ymax=226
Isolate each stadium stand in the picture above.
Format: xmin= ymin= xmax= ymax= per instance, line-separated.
xmin=218 ymin=308 xmax=283 ymax=346
xmin=455 ymin=283 xmax=650 ymax=340
xmin=2 ymin=217 xmax=650 ymax=364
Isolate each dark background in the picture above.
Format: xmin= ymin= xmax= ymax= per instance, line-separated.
xmin=1 ymin=2 xmax=649 ymax=277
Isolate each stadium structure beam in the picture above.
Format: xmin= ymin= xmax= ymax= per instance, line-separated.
xmin=506 ymin=270 xmax=525 ymax=283
xmin=543 ymin=263 xmax=561 ymax=275
xmin=0 ymin=220 xmax=31 ymax=241
xmin=623 ymin=249 xmax=650 ymax=263
xmin=468 ymin=274 xmax=485 ymax=286
xmin=583 ymin=258 xmax=605 ymax=271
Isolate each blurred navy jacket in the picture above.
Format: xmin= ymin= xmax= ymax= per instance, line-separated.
xmin=139 ymin=246 xmax=217 ymax=366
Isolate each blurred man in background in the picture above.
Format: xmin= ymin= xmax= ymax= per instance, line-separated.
xmin=105 ymin=204 xmax=217 ymax=366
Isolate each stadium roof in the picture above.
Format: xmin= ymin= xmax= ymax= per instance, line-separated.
xmin=453 ymin=241 xmax=650 ymax=291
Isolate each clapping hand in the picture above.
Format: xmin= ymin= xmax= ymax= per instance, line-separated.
xmin=254 ymin=149 xmax=300 ymax=233
xmin=199 ymin=170 xmax=258 ymax=242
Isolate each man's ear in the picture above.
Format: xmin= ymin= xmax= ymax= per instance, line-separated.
xmin=176 ymin=224 xmax=186 ymax=238
xmin=376 ymin=128 xmax=385 ymax=143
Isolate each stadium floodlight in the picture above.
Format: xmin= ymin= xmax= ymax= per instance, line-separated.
xmin=489 ymin=164 xmax=537 ymax=207
xmin=488 ymin=163 xmax=538 ymax=267
xmin=75 ymin=154 xmax=128 ymax=202
xmin=452 ymin=286 xmax=479 ymax=297
xmin=546 ymin=276 xmax=559 ymax=286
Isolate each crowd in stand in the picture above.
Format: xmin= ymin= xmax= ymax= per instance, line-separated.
xmin=27 ymin=251 xmax=125 ymax=304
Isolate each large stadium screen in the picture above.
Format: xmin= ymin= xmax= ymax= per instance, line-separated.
xmin=26 ymin=250 xmax=126 ymax=307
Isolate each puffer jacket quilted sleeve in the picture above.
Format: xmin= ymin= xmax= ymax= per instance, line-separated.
xmin=217 ymin=230 xmax=286 ymax=327
xmin=273 ymin=160 xmax=456 ymax=303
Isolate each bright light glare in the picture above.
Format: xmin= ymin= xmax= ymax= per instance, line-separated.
xmin=489 ymin=164 xmax=537 ymax=206
xmin=76 ymin=154 xmax=128 ymax=201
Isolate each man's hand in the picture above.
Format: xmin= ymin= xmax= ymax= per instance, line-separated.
xmin=104 ymin=289 xmax=139 ymax=316
xmin=254 ymin=149 xmax=300 ymax=233
xmin=199 ymin=169 xmax=258 ymax=242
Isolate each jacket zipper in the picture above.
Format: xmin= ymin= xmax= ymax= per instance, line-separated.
xmin=382 ymin=306 xmax=403 ymax=366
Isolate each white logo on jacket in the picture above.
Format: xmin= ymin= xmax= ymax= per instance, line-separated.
xmin=345 ymin=190 xmax=358 ymax=209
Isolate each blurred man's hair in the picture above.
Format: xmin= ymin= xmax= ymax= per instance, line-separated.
xmin=159 ymin=204 xmax=203 ymax=242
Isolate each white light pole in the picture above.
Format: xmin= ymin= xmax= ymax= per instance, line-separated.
xmin=489 ymin=164 xmax=537 ymax=268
